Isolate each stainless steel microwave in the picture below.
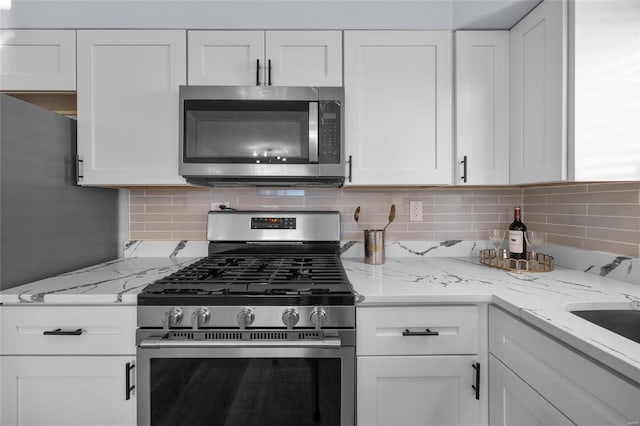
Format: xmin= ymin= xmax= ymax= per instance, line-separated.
xmin=179 ymin=86 xmax=345 ymax=187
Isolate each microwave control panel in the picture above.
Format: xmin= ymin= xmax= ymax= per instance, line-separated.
xmin=319 ymin=101 xmax=341 ymax=164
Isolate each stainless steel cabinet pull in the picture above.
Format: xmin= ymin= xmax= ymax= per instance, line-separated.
xmin=402 ymin=328 xmax=439 ymax=336
xmin=43 ymin=328 xmax=84 ymax=336
xmin=460 ymin=155 xmax=468 ymax=183
xmin=125 ymin=362 xmax=135 ymax=401
xmin=348 ymin=155 xmax=353 ymax=183
xmin=472 ymin=362 xmax=480 ymax=400
xmin=268 ymin=59 xmax=272 ymax=85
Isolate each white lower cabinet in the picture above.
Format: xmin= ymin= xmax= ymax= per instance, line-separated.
xmin=489 ymin=355 xmax=573 ymax=426
xmin=356 ymin=305 xmax=487 ymax=426
xmin=0 ymin=305 xmax=137 ymax=426
xmin=358 ymin=355 xmax=481 ymax=426
xmin=489 ymin=306 xmax=640 ymax=425
xmin=1 ymin=356 xmax=136 ymax=426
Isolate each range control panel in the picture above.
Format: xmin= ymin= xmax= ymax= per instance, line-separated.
xmin=251 ymin=217 xmax=297 ymax=230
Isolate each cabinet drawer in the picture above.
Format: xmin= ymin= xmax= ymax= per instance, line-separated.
xmin=357 ymin=305 xmax=479 ymax=355
xmin=1 ymin=306 xmax=136 ymax=355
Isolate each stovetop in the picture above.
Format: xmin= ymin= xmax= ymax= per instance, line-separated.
xmin=138 ymin=252 xmax=354 ymax=306
xmin=137 ymin=211 xmax=354 ymax=308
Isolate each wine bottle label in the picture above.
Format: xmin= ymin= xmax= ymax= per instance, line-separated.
xmin=509 ymin=230 xmax=524 ymax=253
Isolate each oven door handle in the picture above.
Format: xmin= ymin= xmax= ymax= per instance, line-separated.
xmin=138 ymin=336 xmax=342 ymax=349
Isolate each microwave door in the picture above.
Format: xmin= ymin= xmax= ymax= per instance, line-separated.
xmin=308 ymin=102 xmax=319 ymax=164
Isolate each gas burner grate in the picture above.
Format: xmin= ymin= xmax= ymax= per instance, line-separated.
xmin=153 ymin=254 xmax=349 ymax=288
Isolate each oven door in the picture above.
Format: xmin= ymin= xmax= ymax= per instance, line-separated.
xmin=137 ymin=337 xmax=354 ymax=426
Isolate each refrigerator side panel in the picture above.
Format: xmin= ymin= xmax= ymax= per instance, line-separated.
xmin=0 ymin=94 xmax=118 ymax=290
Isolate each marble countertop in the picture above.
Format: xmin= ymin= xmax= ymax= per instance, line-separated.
xmin=0 ymin=257 xmax=198 ymax=305
xmin=343 ymin=256 xmax=640 ymax=385
xmin=1 ymin=254 xmax=639 ymax=384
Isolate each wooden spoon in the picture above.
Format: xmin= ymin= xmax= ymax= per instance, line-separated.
xmin=383 ymin=204 xmax=396 ymax=231
xmin=354 ymin=206 xmax=364 ymax=230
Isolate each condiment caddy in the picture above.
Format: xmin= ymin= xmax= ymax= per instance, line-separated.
xmin=480 ymin=248 xmax=554 ymax=273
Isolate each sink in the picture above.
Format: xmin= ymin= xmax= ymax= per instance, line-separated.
xmin=571 ymin=309 xmax=640 ymax=344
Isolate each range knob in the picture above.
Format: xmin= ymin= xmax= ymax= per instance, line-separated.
xmin=282 ymin=308 xmax=300 ymax=329
xmin=236 ymin=308 xmax=255 ymax=329
xmin=310 ymin=307 xmax=327 ymax=330
xmin=191 ymin=307 xmax=210 ymax=330
xmin=162 ymin=307 xmax=183 ymax=330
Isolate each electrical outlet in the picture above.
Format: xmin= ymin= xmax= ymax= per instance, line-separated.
xmin=409 ymin=201 xmax=423 ymax=222
xmin=210 ymin=201 xmax=231 ymax=211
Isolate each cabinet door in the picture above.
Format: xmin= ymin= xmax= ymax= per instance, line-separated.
xmin=1 ymin=356 xmax=136 ymax=426
xmin=490 ymin=306 xmax=640 ymax=425
xmin=509 ymin=0 xmax=567 ymax=184
xmin=265 ymin=31 xmax=342 ymax=86
xmin=455 ymin=31 xmax=509 ymax=185
xmin=77 ymin=30 xmax=186 ymax=185
xmin=188 ymin=31 xmax=264 ymax=85
xmin=489 ymin=355 xmax=573 ymax=426
xmin=0 ymin=30 xmax=76 ymax=91
xmin=357 ymin=356 xmax=481 ymax=426
xmin=344 ymin=31 xmax=453 ymax=185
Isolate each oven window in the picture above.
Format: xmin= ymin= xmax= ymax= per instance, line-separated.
xmin=150 ymin=358 xmax=341 ymax=426
xmin=184 ymin=100 xmax=311 ymax=164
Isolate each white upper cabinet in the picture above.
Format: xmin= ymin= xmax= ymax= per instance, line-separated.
xmin=509 ymin=0 xmax=567 ymax=184
xmin=188 ymin=31 xmax=264 ymax=86
xmin=455 ymin=31 xmax=509 ymax=185
xmin=0 ymin=30 xmax=76 ymax=91
xmin=188 ymin=30 xmax=342 ymax=86
xmin=77 ymin=30 xmax=186 ymax=186
xmin=344 ymin=31 xmax=453 ymax=185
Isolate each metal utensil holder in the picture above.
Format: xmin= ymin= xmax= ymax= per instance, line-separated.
xmin=364 ymin=229 xmax=385 ymax=264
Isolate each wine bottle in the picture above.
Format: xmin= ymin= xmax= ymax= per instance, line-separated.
xmin=508 ymin=207 xmax=527 ymax=260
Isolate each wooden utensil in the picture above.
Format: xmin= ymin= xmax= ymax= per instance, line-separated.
xmin=383 ymin=204 xmax=396 ymax=231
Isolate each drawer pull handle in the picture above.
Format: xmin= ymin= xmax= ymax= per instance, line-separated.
xmin=402 ymin=328 xmax=439 ymax=336
xmin=125 ymin=362 xmax=135 ymax=401
xmin=472 ymin=362 xmax=481 ymax=400
xmin=43 ymin=328 xmax=84 ymax=336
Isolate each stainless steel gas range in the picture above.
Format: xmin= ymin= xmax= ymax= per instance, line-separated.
xmin=136 ymin=211 xmax=355 ymax=426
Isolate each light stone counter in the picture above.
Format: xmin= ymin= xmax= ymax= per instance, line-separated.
xmin=343 ymin=256 xmax=640 ymax=385
xmin=0 ymin=257 xmax=198 ymax=305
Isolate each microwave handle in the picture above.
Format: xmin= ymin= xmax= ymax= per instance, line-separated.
xmin=308 ymin=102 xmax=319 ymax=163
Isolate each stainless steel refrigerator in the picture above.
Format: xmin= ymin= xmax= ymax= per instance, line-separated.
xmin=0 ymin=94 xmax=118 ymax=290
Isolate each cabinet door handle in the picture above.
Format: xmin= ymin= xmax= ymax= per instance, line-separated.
xmin=268 ymin=59 xmax=272 ymax=86
xmin=125 ymin=362 xmax=135 ymax=401
xmin=76 ymin=156 xmax=84 ymax=182
xmin=460 ymin=155 xmax=468 ymax=183
xmin=402 ymin=328 xmax=439 ymax=336
xmin=256 ymin=59 xmax=261 ymax=86
xmin=43 ymin=328 xmax=84 ymax=336
xmin=348 ymin=155 xmax=353 ymax=183
xmin=472 ymin=362 xmax=480 ymax=400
